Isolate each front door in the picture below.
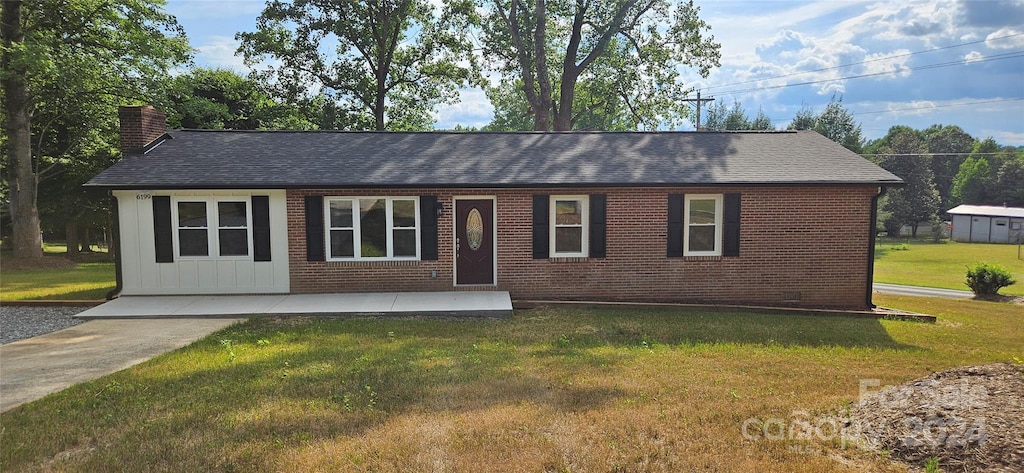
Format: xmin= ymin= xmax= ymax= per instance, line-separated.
xmin=455 ymin=199 xmax=494 ymax=285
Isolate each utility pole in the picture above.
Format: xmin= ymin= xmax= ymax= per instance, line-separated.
xmin=681 ymin=91 xmax=715 ymax=131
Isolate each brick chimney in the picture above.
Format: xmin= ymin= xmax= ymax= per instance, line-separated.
xmin=118 ymin=105 xmax=167 ymax=155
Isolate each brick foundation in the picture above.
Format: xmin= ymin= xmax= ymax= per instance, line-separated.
xmin=287 ymin=186 xmax=876 ymax=309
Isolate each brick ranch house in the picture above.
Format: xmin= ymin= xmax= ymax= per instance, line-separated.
xmin=86 ymin=105 xmax=902 ymax=309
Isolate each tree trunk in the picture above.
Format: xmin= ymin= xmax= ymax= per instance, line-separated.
xmin=531 ymin=0 xmax=552 ymax=131
xmin=66 ymin=222 xmax=80 ymax=261
xmin=911 ymin=223 xmax=919 ymax=238
xmin=80 ymin=227 xmax=95 ymax=252
xmin=2 ymin=0 xmax=43 ymax=260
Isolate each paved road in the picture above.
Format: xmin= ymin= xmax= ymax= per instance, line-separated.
xmin=873 ymin=283 xmax=973 ymax=299
xmin=0 ymin=318 xmax=241 ymax=413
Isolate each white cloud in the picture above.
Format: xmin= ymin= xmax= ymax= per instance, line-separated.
xmin=987 ymin=130 xmax=1024 ymax=146
xmin=433 ymin=88 xmax=494 ymax=129
xmin=986 ymin=27 xmax=1024 ymax=48
xmin=963 ymin=51 xmax=984 ymax=63
xmin=194 ymin=36 xmax=249 ymax=72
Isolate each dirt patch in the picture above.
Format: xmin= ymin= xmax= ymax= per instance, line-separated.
xmin=1 ymin=256 xmax=77 ymax=271
xmin=973 ymin=294 xmax=1024 ymax=306
xmin=846 ymin=363 xmax=1024 ymax=472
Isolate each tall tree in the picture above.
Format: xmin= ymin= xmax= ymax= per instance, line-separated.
xmin=701 ymin=100 xmax=727 ymax=131
xmin=722 ymin=101 xmax=749 ymax=130
xmin=159 ymin=68 xmax=313 ymax=130
xmin=875 ymin=128 xmax=939 ymax=237
xmin=1 ymin=0 xmax=189 ymax=260
xmin=237 ymin=0 xmax=479 ymax=131
xmin=950 ymin=157 xmax=991 ymax=206
xmin=750 ymin=107 xmax=773 ymax=130
xmin=813 ymin=94 xmax=863 ymax=152
xmin=922 ymin=124 xmax=974 ymax=212
xmin=786 ymin=103 xmax=816 ymax=130
xmin=480 ymin=0 xmax=720 ymax=131
xmin=993 ymin=155 xmax=1024 ymax=207
xmin=2 ymin=0 xmax=36 ymax=258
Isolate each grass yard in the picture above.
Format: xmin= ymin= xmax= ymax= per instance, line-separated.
xmin=874 ymin=239 xmax=1024 ymax=295
xmin=0 ymin=263 xmax=115 ymax=301
xmin=0 ymin=244 xmax=115 ymax=301
xmin=2 ymin=295 xmax=1021 ymax=472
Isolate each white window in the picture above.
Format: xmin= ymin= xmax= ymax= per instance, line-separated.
xmin=325 ymin=197 xmax=419 ymax=260
xmin=550 ymin=196 xmax=588 ymax=257
xmin=684 ymin=194 xmax=722 ymax=256
xmin=173 ymin=198 xmax=251 ymax=258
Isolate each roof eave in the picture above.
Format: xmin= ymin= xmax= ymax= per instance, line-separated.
xmin=84 ymin=180 xmax=905 ymax=190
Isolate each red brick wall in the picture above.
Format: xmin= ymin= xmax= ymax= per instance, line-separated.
xmin=287 ymin=186 xmax=877 ymax=309
xmin=118 ymin=105 xmax=167 ymax=154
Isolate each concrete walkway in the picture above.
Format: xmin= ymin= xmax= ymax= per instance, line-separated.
xmin=0 ymin=318 xmax=240 ymax=413
xmin=74 ymin=292 xmax=513 ymax=319
xmin=874 ymin=283 xmax=973 ymax=299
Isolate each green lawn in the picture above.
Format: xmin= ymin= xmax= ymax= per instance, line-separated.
xmin=2 ymin=295 xmax=1021 ymax=472
xmin=874 ymin=239 xmax=1024 ymax=295
xmin=1 ymin=245 xmax=115 ymax=300
xmin=0 ymin=262 xmax=115 ymax=300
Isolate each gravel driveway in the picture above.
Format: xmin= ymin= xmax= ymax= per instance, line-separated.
xmin=0 ymin=306 xmax=87 ymax=344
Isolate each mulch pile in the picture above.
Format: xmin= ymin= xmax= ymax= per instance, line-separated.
xmin=846 ymin=363 xmax=1024 ymax=472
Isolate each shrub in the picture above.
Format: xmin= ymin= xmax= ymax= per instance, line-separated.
xmin=965 ymin=263 xmax=1016 ymax=296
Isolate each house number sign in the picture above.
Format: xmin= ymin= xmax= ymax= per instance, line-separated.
xmin=466 ymin=208 xmax=483 ymax=251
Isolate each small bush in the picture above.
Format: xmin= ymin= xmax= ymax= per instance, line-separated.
xmin=965 ymin=263 xmax=1016 ymax=296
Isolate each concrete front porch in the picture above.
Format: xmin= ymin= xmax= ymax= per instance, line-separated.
xmin=74 ymin=292 xmax=513 ymax=319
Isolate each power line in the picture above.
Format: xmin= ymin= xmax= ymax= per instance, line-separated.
xmin=851 ymin=97 xmax=1024 ymax=116
xmin=708 ymin=51 xmax=1024 ymax=96
xmin=700 ymin=31 xmax=1024 ymax=93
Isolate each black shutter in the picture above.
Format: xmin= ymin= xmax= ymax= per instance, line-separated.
xmin=667 ymin=194 xmax=684 ymax=257
xmin=304 ymin=195 xmax=325 ymax=261
xmin=589 ymin=194 xmax=606 ymax=258
xmin=420 ymin=195 xmax=438 ymax=260
xmin=532 ymin=195 xmax=549 ymax=259
xmin=723 ymin=193 xmax=741 ymax=257
xmin=153 ymin=196 xmax=174 ymax=263
xmin=252 ymin=196 xmax=272 ymax=261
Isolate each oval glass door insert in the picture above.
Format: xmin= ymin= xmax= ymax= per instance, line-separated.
xmin=466 ymin=208 xmax=484 ymax=251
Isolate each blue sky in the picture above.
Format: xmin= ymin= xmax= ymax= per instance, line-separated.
xmin=166 ymin=0 xmax=1024 ymax=145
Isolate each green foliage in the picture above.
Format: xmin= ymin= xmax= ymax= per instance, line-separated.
xmin=994 ymin=156 xmax=1024 ymax=207
xmin=702 ymin=100 xmax=764 ymax=131
xmin=236 ymin=0 xmax=479 ymax=131
xmin=928 ymin=214 xmax=945 ymax=243
xmin=965 ymin=263 xmax=1016 ymax=296
xmin=2 ymin=0 xmax=191 ymax=258
xmin=875 ymin=128 xmax=940 ymax=236
xmin=923 ymin=125 xmax=975 ymax=211
xmin=749 ymin=108 xmax=774 ymax=130
xmin=480 ymin=0 xmax=721 ymax=131
xmin=813 ymin=94 xmax=863 ymax=153
xmin=951 ymin=157 xmax=992 ymax=206
xmin=786 ymin=103 xmax=817 ymax=130
xmin=723 ymin=101 xmax=750 ymax=130
xmin=159 ymin=68 xmax=313 ymax=130
xmin=702 ymin=100 xmax=727 ymax=131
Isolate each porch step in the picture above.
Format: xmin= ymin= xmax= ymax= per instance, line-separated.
xmin=74 ymin=292 xmax=513 ymax=319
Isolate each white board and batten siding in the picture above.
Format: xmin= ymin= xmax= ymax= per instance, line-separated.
xmin=114 ymin=190 xmax=290 ymax=295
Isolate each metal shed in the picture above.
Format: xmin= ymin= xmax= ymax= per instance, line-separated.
xmin=947 ymin=205 xmax=1024 ymax=243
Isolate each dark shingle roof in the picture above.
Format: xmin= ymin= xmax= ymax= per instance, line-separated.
xmin=86 ymin=130 xmax=902 ymax=189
